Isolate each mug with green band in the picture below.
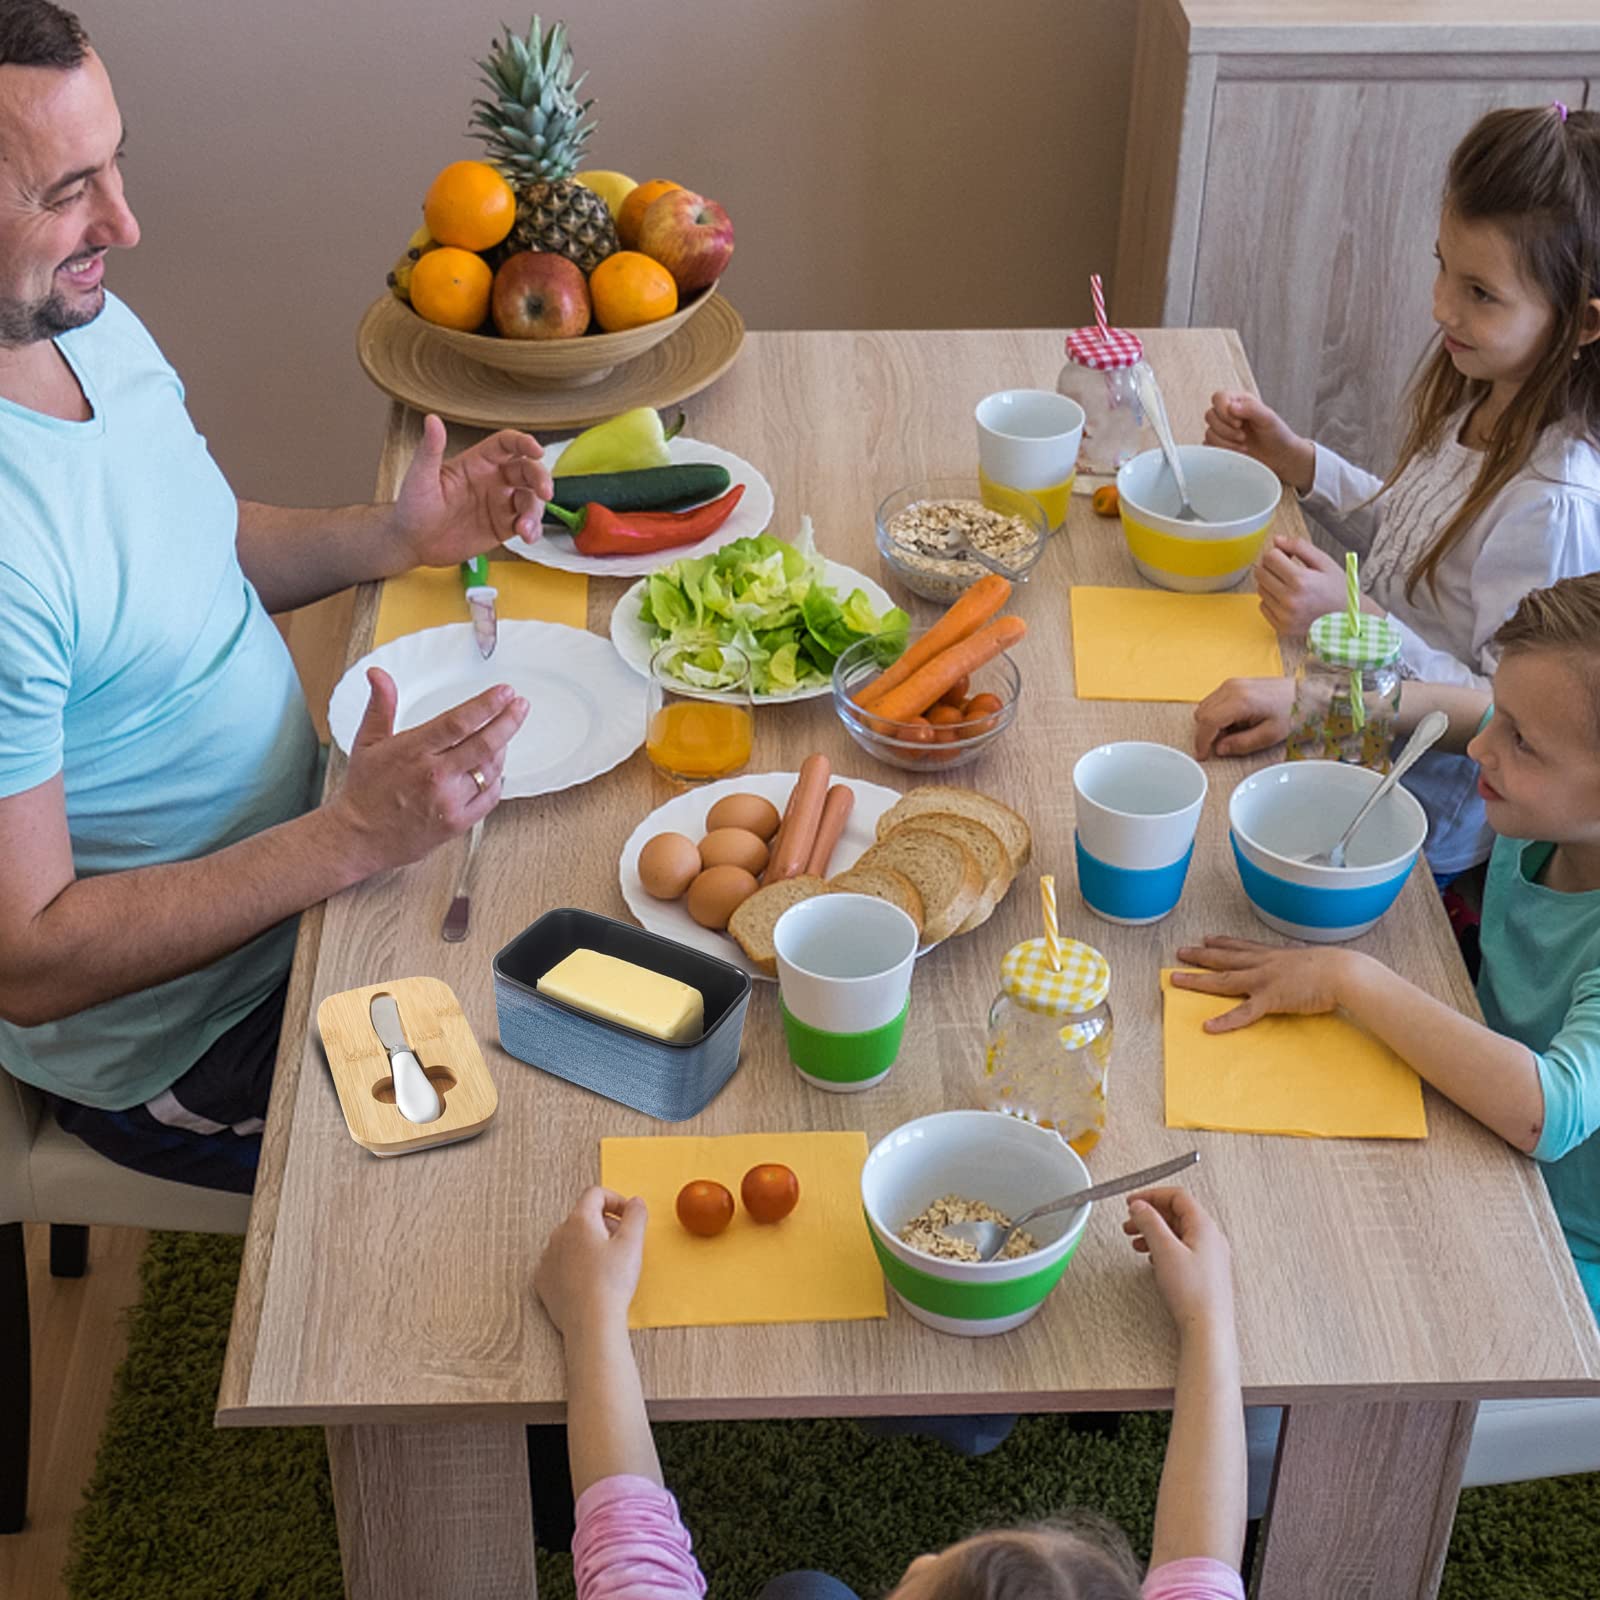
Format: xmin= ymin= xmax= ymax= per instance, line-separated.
xmin=774 ymin=894 xmax=917 ymax=1093
xmin=861 ymin=1110 xmax=1093 ymax=1336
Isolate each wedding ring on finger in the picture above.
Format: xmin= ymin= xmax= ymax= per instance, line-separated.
xmin=469 ymin=766 xmax=488 ymax=796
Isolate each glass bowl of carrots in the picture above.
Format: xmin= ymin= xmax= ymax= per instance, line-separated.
xmin=832 ymin=628 xmax=1022 ymax=773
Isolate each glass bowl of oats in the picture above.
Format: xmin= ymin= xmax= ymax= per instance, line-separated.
xmin=860 ymin=1110 xmax=1092 ymax=1336
xmin=875 ymin=478 xmax=1050 ymax=603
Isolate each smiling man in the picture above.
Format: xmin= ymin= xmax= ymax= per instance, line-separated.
xmin=0 ymin=3 xmax=552 ymax=1191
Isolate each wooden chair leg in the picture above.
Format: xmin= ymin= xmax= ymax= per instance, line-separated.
xmin=49 ymin=1223 xmax=88 ymax=1279
xmin=0 ymin=1222 xmax=31 ymax=1533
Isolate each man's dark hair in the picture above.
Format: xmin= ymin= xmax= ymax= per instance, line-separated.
xmin=0 ymin=1 xmax=89 ymax=69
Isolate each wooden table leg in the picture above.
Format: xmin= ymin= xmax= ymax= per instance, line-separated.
xmin=1255 ymin=1399 xmax=1477 ymax=1600
xmin=327 ymin=1421 xmax=535 ymax=1600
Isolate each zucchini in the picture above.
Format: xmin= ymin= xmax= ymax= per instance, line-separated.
xmin=544 ymin=463 xmax=732 ymax=519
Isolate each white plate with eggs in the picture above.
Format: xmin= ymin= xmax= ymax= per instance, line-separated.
xmin=618 ymin=771 xmax=912 ymax=981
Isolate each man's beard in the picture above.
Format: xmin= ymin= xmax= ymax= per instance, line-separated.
xmin=0 ymin=283 xmax=104 ymax=346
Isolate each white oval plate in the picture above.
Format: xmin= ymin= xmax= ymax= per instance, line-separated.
xmin=620 ymin=770 xmax=941 ymax=982
xmin=328 ymin=620 xmax=645 ymax=800
xmin=609 ymin=558 xmax=896 ymax=704
xmin=509 ymin=435 xmax=775 ymax=578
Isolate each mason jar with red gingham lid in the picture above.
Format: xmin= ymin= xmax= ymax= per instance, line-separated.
xmin=1057 ymin=274 xmax=1154 ymax=475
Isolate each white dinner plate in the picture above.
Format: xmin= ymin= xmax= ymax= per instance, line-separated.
xmin=509 ymin=435 xmax=775 ymax=578
xmin=620 ymin=770 xmax=936 ymax=982
xmin=609 ymin=558 xmax=896 ymax=704
xmin=328 ymin=621 xmax=645 ymax=800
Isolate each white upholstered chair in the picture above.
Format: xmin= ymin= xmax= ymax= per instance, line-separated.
xmin=0 ymin=1065 xmax=249 ymax=1532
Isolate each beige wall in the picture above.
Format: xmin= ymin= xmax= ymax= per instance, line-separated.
xmin=82 ymin=1 xmax=1135 ymax=507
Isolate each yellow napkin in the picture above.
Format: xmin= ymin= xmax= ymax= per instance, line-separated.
xmin=600 ymin=1131 xmax=888 ymax=1330
xmin=1070 ymin=586 xmax=1284 ymax=702
xmin=374 ymin=560 xmax=588 ymax=646
xmin=1161 ymin=969 xmax=1428 ymax=1140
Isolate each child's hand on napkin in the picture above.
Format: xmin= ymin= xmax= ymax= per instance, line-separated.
xmin=1172 ymin=936 xmax=1348 ymax=1032
xmin=1193 ymin=676 xmax=1293 ymax=760
xmin=534 ymin=1186 xmax=647 ymax=1340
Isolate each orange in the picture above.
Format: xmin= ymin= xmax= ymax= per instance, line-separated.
xmin=617 ymin=178 xmax=683 ymax=249
xmin=409 ymin=247 xmax=493 ymax=331
xmin=589 ymin=250 xmax=678 ymax=332
xmin=422 ymin=161 xmax=516 ymax=251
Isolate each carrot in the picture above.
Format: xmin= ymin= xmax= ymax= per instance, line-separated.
xmin=804 ymin=784 xmax=855 ymax=877
xmin=869 ymin=616 xmax=1027 ymax=723
xmin=762 ymin=754 xmax=831 ymax=883
xmin=853 ymin=573 xmax=1011 ymax=709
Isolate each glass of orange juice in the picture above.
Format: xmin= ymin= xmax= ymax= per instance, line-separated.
xmin=644 ymin=642 xmax=755 ymax=784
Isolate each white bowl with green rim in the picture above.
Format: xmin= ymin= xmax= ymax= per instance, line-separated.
xmin=1115 ymin=445 xmax=1282 ymax=593
xmin=861 ymin=1111 xmax=1092 ymax=1337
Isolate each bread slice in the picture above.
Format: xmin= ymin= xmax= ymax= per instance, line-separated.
xmin=726 ymin=875 xmax=828 ymax=977
xmin=874 ymin=786 xmax=1033 ymax=874
xmin=826 ymin=865 xmax=926 ymax=941
xmin=855 ymin=828 xmax=983 ymax=944
xmin=892 ymin=811 xmax=1011 ymax=934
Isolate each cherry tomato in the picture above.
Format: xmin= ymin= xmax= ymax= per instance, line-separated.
xmin=937 ymin=674 xmax=971 ymax=708
xmin=898 ymin=715 xmax=937 ymax=744
xmin=741 ymin=1163 xmax=800 ymax=1224
xmin=676 ymin=1179 xmax=735 ymax=1237
xmin=961 ymin=692 xmax=1005 ymax=736
xmin=1092 ymin=484 xmax=1120 ymax=517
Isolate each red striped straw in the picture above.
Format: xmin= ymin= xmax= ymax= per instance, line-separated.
xmin=1090 ymin=273 xmax=1109 ymax=345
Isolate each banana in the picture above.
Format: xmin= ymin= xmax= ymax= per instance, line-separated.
xmin=386 ymin=225 xmax=440 ymax=302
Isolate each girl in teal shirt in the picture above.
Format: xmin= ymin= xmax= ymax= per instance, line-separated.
xmin=1174 ymin=574 xmax=1600 ymax=1318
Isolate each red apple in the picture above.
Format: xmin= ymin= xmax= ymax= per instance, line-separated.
xmin=491 ymin=251 xmax=591 ymax=339
xmin=636 ymin=191 xmax=735 ymax=294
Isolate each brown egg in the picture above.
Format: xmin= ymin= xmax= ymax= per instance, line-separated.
xmin=637 ymin=832 xmax=702 ymax=901
xmin=686 ymin=864 xmax=759 ymax=930
xmin=697 ymin=826 xmax=770 ymax=876
xmin=705 ymin=792 xmax=782 ymax=841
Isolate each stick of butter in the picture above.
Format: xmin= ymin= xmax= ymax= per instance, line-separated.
xmin=536 ymin=948 xmax=705 ymax=1042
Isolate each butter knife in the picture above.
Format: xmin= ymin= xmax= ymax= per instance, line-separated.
xmin=441 ymin=818 xmax=484 ymax=943
xmin=369 ymin=993 xmax=443 ymax=1123
xmin=460 ymin=555 xmax=498 ymax=660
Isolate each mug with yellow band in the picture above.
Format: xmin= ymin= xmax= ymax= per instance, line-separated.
xmin=976 ymin=389 xmax=1084 ymax=533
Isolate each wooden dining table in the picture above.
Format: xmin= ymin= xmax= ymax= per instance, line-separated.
xmin=218 ymin=328 xmax=1600 ymax=1600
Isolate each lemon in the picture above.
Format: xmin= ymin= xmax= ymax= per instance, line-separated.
xmin=575 ymin=169 xmax=638 ymax=221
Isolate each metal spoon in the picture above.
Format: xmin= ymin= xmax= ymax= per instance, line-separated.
xmin=1135 ymin=366 xmax=1200 ymax=522
xmin=943 ymin=1149 xmax=1200 ymax=1263
xmin=1301 ymin=709 xmax=1449 ymax=869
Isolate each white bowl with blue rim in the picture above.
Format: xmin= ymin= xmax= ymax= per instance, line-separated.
xmin=1229 ymin=761 xmax=1428 ymax=943
xmin=861 ymin=1111 xmax=1091 ymax=1337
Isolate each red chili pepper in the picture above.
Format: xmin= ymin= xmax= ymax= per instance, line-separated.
xmin=545 ymin=484 xmax=746 ymax=558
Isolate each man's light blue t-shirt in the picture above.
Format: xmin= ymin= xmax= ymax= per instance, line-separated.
xmin=0 ymin=292 xmax=318 ymax=1109
xmin=1477 ymin=835 xmax=1600 ymax=1320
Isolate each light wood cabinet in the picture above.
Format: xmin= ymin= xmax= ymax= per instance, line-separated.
xmin=1116 ymin=1 xmax=1600 ymax=473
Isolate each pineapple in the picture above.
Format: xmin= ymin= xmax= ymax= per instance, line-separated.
xmin=470 ymin=18 xmax=618 ymax=275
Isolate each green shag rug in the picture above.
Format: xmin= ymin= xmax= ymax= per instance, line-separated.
xmin=64 ymin=1233 xmax=1600 ymax=1599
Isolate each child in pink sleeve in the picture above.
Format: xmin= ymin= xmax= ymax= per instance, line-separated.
xmin=534 ymin=1186 xmax=1246 ymax=1600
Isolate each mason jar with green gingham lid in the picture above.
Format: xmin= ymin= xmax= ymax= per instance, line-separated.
xmin=980 ymin=936 xmax=1113 ymax=1157
xmin=1286 ymin=613 xmax=1403 ymax=772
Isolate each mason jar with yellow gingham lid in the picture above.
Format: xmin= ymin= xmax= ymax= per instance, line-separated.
xmin=981 ymin=937 xmax=1113 ymax=1156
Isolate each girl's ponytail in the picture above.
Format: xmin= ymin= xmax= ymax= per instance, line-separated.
xmin=1390 ymin=104 xmax=1600 ymax=601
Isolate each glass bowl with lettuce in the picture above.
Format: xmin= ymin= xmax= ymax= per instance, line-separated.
xmin=636 ymin=519 xmax=910 ymax=700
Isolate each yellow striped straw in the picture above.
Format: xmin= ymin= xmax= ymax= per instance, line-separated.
xmin=1040 ymin=874 xmax=1061 ymax=972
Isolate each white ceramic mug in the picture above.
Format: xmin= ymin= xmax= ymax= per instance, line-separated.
xmin=1073 ymin=741 xmax=1208 ymax=870
xmin=774 ymin=894 xmax=917 ymax=1034
xmin=975 ymin=389 xmax=1085 ymax=532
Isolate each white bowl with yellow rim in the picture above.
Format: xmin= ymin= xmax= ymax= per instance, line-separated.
xmin=1115 ymin=445 xmax=1282 ymax=592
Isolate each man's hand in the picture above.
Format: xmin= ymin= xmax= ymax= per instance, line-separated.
xmin=1255 ymin=534 xmax=1353 ymax=638
xmin=390 ymin=413 xmax=555 ymax=568
xmin=1193 ymin=676 xmax=1294 ymax=760
xmin=325 ymin=668 xmax=528 ymax=875
xmin=534 ymin=1187 xmax=648 ymax=1341
xmin=1171 ymin=935 xmax=1352 ymax=1032
xmin=1203 ymin=390 xmax=1315 ymax=493
xmin=1122 ymin=1188 xmax=1235 ymax=1337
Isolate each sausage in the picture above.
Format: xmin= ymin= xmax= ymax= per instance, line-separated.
xmin=804 ymin=784 xmax=855 ymax=877
xmin=762 ymin=754 xmax=830 ymax=883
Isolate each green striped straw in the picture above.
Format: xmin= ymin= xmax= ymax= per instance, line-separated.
xmin=1345 ymin=552 xmax=1366 ymax=732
